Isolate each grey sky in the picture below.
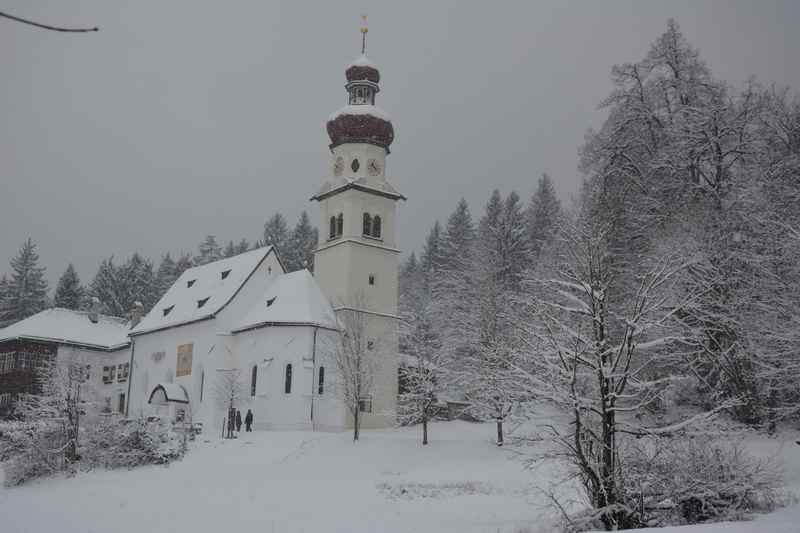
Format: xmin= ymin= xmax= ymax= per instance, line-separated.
xmin=1 ymin=0 xmax=798 ymax=287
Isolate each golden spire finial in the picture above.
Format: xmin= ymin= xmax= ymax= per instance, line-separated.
xmin=360 ymin=14 xmax=368 ymax=55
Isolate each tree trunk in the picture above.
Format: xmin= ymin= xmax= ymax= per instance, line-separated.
xmin=496 ymin=418 xmax=503 ymax=446
xmin=422 ymin=416 xmax=428 ymax=445
xmin=353 ymin=406 xmax=360 ymax=442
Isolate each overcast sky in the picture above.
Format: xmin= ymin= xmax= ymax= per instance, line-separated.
xmin=1 ymin=0 xmax=798 ymax=286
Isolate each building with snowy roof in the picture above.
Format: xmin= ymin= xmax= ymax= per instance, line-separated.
xmin=0 ymin=40 xmax=404 ymax=433
xmin=0 ymin=308 xmax=132 ymax=416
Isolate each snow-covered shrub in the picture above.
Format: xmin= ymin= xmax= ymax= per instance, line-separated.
xmin=0 ymin=419 xmax=74 ymax=486
xmin=83 ymin=416 xmax=185 ymax=469
xmin=620 ymin=436 xmax=781 ymax=527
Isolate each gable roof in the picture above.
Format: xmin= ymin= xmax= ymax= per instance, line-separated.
xmin=0 ymin=308 xmax=130 ymax=351
xmin=232 ymin=269 xmax=339 ymax=333
xmin=130 ymin=247 xmax=276 ymax=336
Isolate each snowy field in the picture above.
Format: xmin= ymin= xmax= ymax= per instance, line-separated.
xmin=1 ymin=421 xmax=799 ymax=533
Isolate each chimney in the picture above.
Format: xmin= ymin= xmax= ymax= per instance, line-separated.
xmin=130 ymin=301 xmax=144 ymax=329
xmin=88 ymin=297 xmax=101 ymax=324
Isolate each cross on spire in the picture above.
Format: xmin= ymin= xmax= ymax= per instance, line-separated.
xmin=360 ymin=14 xmax=368 ymax=54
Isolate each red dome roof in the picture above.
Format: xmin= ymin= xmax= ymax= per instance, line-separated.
xmin=346 ymin=55 xmax=380 ymax=83
xmin=327 ymin=108 xmax=394 ymax=151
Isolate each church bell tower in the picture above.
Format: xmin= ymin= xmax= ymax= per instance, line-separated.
xmin=312 ymin=21 xmax=404 ymax=427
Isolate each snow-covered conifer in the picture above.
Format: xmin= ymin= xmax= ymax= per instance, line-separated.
xmin=54 ymin=264 xmax=84 ymax=310
xmin=526 ymin=173 xmax=561 ymax=258
xmin=1 ymin=238 xmax=49 ymax=325
xmin=262 ymin=213 xmax=290 ymax=257
xmin=194 ymin=235 xmax=222 ymax=266
xmin=285 ymin=211 xmax=318 ymax=272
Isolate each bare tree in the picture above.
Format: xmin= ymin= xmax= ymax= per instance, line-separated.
xmin=398 ymin=292 xmax=444 ymax=445
xmin=328 ymin=296 xmax=390 ymax=442
xmin=513 ymin=216 xmax=735 ymax=530
xmin=15 ymin=349 xmax=95 ymax=465
xmin=213 ymin=368 xmax=246 ymax=439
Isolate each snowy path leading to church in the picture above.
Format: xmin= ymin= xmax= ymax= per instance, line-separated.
xmin=2 ymin=421 xmax=800 ymax=533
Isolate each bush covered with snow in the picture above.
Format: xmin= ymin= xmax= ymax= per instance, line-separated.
xmin=82 ymin=416 xmax=185 ymax=470
xmin=1 ymin=416 xmax=186 ymax=486
xmin=620 ymin=436 xmax=781 ymax=527
xmin=0 ymin=419 xmax=75 ymax=486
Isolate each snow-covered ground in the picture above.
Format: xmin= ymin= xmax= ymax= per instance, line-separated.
xmin=1 ymin=421 xmax=798 ymax=533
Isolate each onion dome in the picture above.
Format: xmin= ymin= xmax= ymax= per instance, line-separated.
xmin=327 ymin=55 xmax=394 ymax=152
xmin=346 ymin=55 xmax=380 ymax=83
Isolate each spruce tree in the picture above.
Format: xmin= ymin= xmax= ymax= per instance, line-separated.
xmin=526 ymin=173 xmax=561 ymax=258
xmin=438 ymin=198 xmax=476 ymax=274
xmin=285 ymin=211 xmax=318 ymax=272
xmin=420 ymin=222 xmax=443 ymax=277
xmin=235 ymin=238 xmax=250 ymax=254
xmin=88 ymin=257 xmax=119 ymax=316
xmin=194 ymin=235 xmax=222 ymax=266
xmin=1 ymin=238 xmax=49 ymax=324
xmin=54 ymin=264 xmax=84 ymax=310
xmin=263 ymin=213 xmax=290 ymax=257
xmin=155 ymin=253 xmax=179 ymax=299
xmin=223 ymin=240 xmax=237 ymax=258
xmin=175 ymin=253 xmax=193 ymax=275
xmin=121 ymin=253 xmax=157 ymax=312
xmin=0 ymin=274 xmax=13 ymax=327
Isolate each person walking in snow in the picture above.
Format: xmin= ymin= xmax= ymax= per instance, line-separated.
xmin=245 ymin=409 xmax=254 ymax=432
xmin=235 ymin=409 xmax=242 ymax=433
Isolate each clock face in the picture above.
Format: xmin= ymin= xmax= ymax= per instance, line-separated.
xmin=367 ymin=159 xmax=382 ymax=176
xmin=333 ymin=157 xmax=344 ymax=177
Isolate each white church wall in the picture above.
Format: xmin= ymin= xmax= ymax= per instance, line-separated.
xmin=128 ymin=319 xmax=222 ymax=429
xmin=232 ymin=325 xmax=346 ymax=430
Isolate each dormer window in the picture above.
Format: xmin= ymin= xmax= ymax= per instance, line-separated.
xmin=221 ymin=270 xmax=231 ymax=280
xmin=163 ymin=305 xmax=174 ymax=317
xmin=197 ymin=297 xmax=209 ymax=308
xmin=267 ymin=297 xmax=276 ymax=307
xmin=187 ymin=279 xmax=196 ymax=288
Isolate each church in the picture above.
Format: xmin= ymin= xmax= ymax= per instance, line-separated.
xmin=0 ymin=43 xmax=404 ymax=433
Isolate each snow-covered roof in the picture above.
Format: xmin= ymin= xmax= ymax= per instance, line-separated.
xmin=131 ymin=247 xmax=276 ymax=336
xmin=148 ymin=383 xmax=189 ymax=404
xmin=347 ymin=54 xmax=378 ymax=70
xmin=313 ymin=175 xmax=406 ymax=201
xmin=232 ymin=269 xmax=339 ymax=333
xmin=328 ymin=104 xmax=391 ymax=122
xmin=0 ymin=308 xmax=130 ymax=351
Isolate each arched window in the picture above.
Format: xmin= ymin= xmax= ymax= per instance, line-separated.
xmin=251 ymin=365 xmax=257 ymax=397
xmin=336 ymin=213 xmax=344 ymax=236
xmin=329 ymin=216 xmax=336 ymax=239
xmin=318 ymin=366 xmax=325 ymax=395
xmin=284 ymin=364 xmax=292 ymax=394
xmin=372 ymin=215 xmax=382 ymax=239
xmin=362 ymin=213 xmax=372 ymax=236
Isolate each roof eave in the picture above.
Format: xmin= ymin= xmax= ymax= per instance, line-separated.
xmin=230 ymin=321 xmax=340 ymax=335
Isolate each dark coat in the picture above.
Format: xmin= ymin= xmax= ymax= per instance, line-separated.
xmin=235 ymin=411 xmax=242 ymax=426
xmin=245 ymin=410 xmax=254 ymax=425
